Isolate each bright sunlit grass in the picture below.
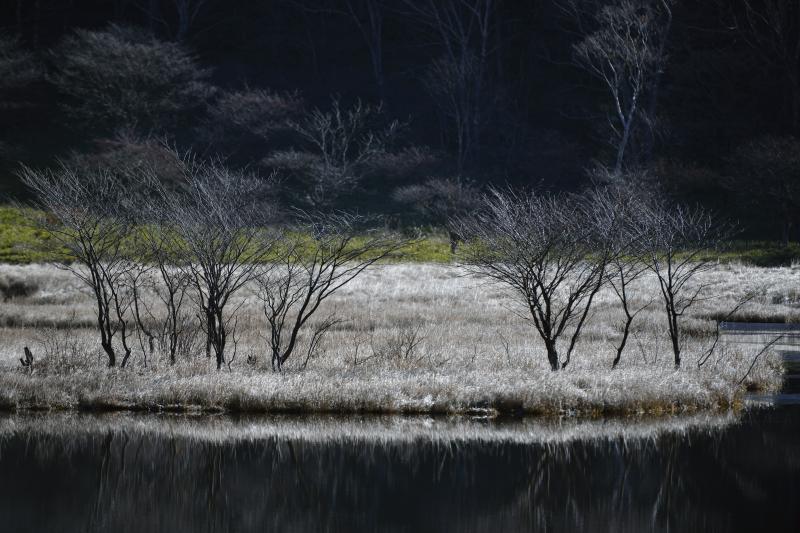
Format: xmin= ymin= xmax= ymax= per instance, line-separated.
xmin=0 ymin=262 xmax=795 ymax=417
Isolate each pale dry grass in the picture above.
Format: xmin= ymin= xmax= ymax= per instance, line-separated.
xmin=0 ymin=262 xmax=797 ymax=416
xmin=0 ymin=410 xmax=739 ymax=446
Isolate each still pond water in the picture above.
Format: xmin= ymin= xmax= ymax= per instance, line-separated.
xmin=0 ymin=326 xmax=798 ymax=533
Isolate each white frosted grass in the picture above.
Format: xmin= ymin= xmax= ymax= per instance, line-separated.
xmin=0 ymin=262 xmax=795 ymax=415
xmin=0 ymin=410 xmax=739 ymax=446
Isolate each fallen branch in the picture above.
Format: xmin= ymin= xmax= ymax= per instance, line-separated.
xmin=698 ymin=293 xmax=756 ymax=368
xmin=738 ymin=335 xmax=784 ymax=386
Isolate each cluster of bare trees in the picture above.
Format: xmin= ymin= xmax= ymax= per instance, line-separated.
xmin=20 ymin=148 xmax=734 ymax=374
xmin=20 ymin=154 xmax=406 ymax=370
xmin=456 ymin=185 xmax=731 ymax=370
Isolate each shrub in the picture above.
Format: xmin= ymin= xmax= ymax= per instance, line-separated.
xmin=50 ymin=24 xmax=213 ymax=134
xmin=0 ymin=274 xmax=39 ymax=301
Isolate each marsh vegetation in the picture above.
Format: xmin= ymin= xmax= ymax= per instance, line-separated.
xmin=0 ymin=259 xmax=794 ymax=415
xmin=0 ymin=155 xmax=793 ymax=417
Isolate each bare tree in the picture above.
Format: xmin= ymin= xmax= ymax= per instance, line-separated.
xmin=393 ymin=176 xmax=481 ymax=253
xmin=423 ymin=54 xmax=486 ymax=172
xmin=606 ymin=252 xmax=649 ymax=369
xmin=50 ymin=24 xmax=212 ymax=133
xmin=638 ymin=198 xmax=731 ymax=368
xmin=587 ymin=185 xmax=651 ymax=368
xmin=456 ymin=188 xmax=612 ymax=371
xmin=18 ymin=165 xmax=137 ymax=367
xmin=258 ymin=211 xmax=408 ymax=372
xmin=569 ymin=0 xmax=674 ymax=172
xmin=265 ymin=98 xmax=400 ymax=209
xmin=128 ymin=194 xmax=194 ymax=365
xmin=155 ymin=157 xmax=282 ymax=370
xmin=403 ymin=0 xmax=498 ymax=171
xmin=123 ymin=261 xmax=157 ymax=365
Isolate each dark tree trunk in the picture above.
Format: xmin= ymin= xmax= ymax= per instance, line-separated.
xmin=668 ymin=309 xmax=681 ymax=369
xmin=545 ymin=340 xmax=559 ymax=371
xmin=101 ymin=338 xmax=116 ymax=367
xmin=670 ymin=335 xmax=681 ymax=368
xmin=168 ymin=300 xmax=180 ymax=365
xmin=612 ymin=313 xmax=633 ymax=369
xmin=205 ymin=305 xmax=226 ymax=370
xmin=120 ymin=347 xmax=132 ymax=368
xmin=97 ymin=302 xmax=116 ymax=367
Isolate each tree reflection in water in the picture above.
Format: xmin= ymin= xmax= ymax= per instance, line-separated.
xmin=0 ymin=408 xmax=798 ymax=533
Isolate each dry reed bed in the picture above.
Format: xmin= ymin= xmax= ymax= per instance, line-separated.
xmin=0 ymin=262 xmax=796 ymax=416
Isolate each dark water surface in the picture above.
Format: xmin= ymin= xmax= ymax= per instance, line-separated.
xmin=0 ymin=405 xmax=798 ymax=532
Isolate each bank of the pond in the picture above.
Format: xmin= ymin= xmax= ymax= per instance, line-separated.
xmin=0 ymin=410 xmax=741 ymax=446
xmin=0 ymin=263 xmax=792 ymax=420
xmin=0 ymin=365 xmax=780 ymax=418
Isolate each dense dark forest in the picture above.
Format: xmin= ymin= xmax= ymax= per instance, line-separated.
xmin=0 ymin=0 xmax=798 ymax=240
